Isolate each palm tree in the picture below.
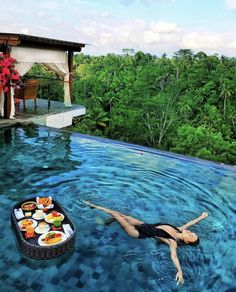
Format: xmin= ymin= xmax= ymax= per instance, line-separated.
xmin=219 ymin=79 xmax=232 ymax=118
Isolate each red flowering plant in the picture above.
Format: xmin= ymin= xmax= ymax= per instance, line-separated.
xmin=0 ymin=53 xmax=20 ymax=93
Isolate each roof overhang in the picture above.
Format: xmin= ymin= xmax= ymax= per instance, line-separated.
xmin=0 ymin=33 xmax=86 ymax=52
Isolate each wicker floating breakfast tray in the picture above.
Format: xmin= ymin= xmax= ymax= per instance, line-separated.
xmin=11 ymin=197 xmax=76 ymax=260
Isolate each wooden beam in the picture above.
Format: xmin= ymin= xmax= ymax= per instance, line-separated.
xmin=3 ymin=46 xmax=12 ymax=119
xmin=0 ymin=36 xmax=20 ymax=46
xmin=68 ymin=51 xmax=74 ymax=101
xmin=0 ymin=33 xmax=85 ymax=51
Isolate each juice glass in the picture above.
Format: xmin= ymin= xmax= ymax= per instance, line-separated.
xmin=53 ymin=219 xmax=61 ymax=228
xmin=26 ymin=226 xmax=35 ymax=236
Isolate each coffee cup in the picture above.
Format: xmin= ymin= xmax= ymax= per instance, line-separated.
xmin=36 ymin=210 xmax=44 ymax=216
xmin=38 ymin=222 xmax=48 ymax=232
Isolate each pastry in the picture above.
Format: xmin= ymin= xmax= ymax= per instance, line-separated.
xmin=37 ymin=197 xmax=52 ymax=207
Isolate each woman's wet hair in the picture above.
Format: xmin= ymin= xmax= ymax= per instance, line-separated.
xmin=187 ymin=237 xmax=200 ymax=246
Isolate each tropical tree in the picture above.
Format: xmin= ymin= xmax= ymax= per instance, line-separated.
xmin=219 ymin=78 xmax=232 ymax=118
xmin=29 ymin=49 xmax=236 ymax=165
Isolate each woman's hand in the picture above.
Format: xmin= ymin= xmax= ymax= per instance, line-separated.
xmin=175 ymin=271 xmax=184 ymax=285
xmin=201 ymin=212 xmax=209 ymax=219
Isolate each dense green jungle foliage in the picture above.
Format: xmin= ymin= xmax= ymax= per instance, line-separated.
xmin=28 ymin=49 xmax=236 ymax=165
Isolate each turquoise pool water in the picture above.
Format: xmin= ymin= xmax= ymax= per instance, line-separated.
xmin=0 ymin=125 xmax=235 ymax=291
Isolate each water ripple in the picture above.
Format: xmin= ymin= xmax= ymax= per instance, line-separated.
xmin=0 ymin=125 xmax=235 ymax=291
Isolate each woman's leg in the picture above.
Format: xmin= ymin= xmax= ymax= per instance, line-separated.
xmin=84 ymin=201 xmax=143 ymax=225
xmin=104 ymin=215 xmax=143 ymax=226
xmin=84 ymin=201 xmax=140 ymax=238
xmin=84 ymin=201 xmax=122 ymax=215
xmin=109 ymin=212 xmax=140 ymax=238
xmin=117 ymin=214 xmax=144 ymax=225
xmin=104 ymin=217 xmax=116 ymax=225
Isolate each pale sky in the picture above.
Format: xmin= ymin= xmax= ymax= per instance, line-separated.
xmin=1 ymin=0 xmax=236 ymax=56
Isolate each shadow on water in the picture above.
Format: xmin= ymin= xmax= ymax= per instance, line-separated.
xmin=10 ymin=228 xmax=76 ymax=269
xmin=19 ymin=249 xmax=76 ymax=269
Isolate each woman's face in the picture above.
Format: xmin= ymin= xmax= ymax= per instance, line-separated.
xmin=182 ymin=229 xmax=198 ymax=243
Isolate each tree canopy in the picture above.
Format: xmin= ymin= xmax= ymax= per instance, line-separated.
xmin=30 ymin=49 xmax=236 ymax=165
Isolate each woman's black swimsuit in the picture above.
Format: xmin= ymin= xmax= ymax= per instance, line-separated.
xmin=135 ymin=223 xmax=181 ymax=240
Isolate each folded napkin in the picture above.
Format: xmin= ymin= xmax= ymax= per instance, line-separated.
xmin=37 ymin=203 xmax=54 ymax=209
xmin=14 ymin=208 xmax=25 ymax=220
xmin=62 ymin=224 xmax=73 ymax=238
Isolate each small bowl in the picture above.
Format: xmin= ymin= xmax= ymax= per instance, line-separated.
xmin=21 ymin=201 xmax=37 ymax=211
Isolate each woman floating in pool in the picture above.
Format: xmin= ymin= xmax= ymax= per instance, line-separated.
xmin=84 ymin=200 xmax=209 ymax=285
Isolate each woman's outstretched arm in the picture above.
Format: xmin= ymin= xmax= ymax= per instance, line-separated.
xmin=169 ymin=241 xmax=184 ymax=285
xmin=154 ymin=238 xmax=184 ymax=285
xmin=178 ymin=212 xmax=209 ymax=231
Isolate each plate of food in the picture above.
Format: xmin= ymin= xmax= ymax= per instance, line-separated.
xmin=35 ymin=222 xmax=50 ymax=234
xmin=45 ymin=211 xmax=64 ymax=224
xmin=36 ymin=197 xmax=54 ymax=211
xmin=18 ymin=219 xmax=38 ymax=231
xmin=21 ymin=201 xmax=37 ymax=211
xmin=38 ymin=231 xmax=67 ymax=246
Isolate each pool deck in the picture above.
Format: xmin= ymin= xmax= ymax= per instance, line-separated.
xmin=0 ymin=98 xmax=86 ymax=129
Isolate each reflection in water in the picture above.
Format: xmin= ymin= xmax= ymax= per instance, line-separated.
xmin=0 ymin=125 xmax=81 ymax=200
xmin=0 ymin=125 xmax=235 ymax=291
